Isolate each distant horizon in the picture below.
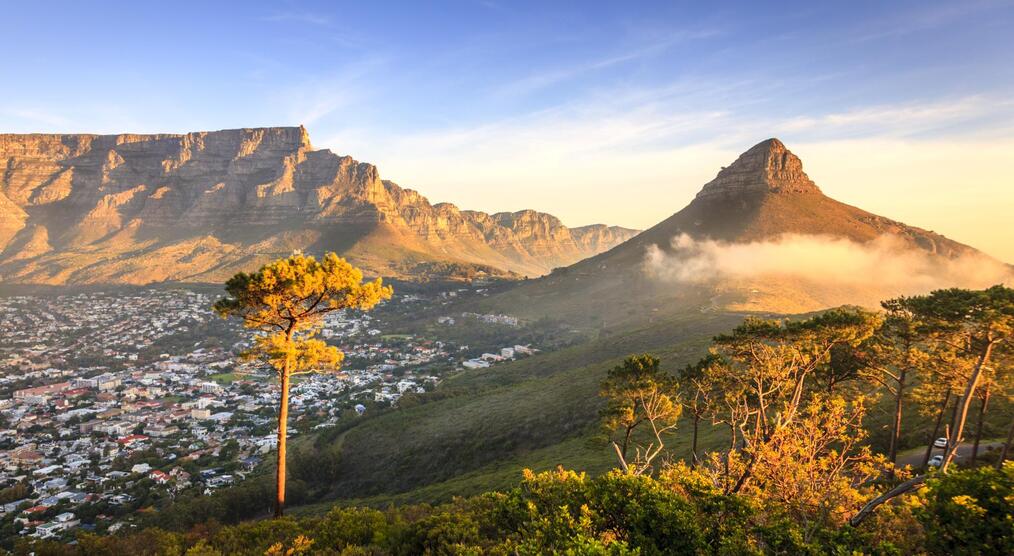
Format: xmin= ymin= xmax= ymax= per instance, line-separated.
xmin=2 ymin=1 xmax=1013 ymax=260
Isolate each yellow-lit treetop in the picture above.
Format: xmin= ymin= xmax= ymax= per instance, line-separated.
xmin=213 ymin=252 xmax=393 ymax=377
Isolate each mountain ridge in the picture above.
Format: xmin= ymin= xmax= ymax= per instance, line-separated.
xmin=480 ymin=138 xmax=1009 ymax=321
xmin=0 ymin=126 xmax=638 ymax=284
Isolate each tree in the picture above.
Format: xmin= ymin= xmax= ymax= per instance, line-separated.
xmin=999 ymin=417 xmax=1014 ymax=469
xmin=599 ymin=355 xmax=682 ymax=475
xmin=917 ymin=463 xmax=1014 ymax=556
xmin=705 ymin=308 xmax=881 ymax=496
xmin=971 ymin=348 xmax=1011 ymax=463
xmin=901 ymin=286 xmax=1013 ymax=472
xmin=676 ymin=356 xmax=718 ymax=469
xmin=858 ymin=300 xmax=931 ymax=470
xmin=711 ymin=395 xmax=882 ymax=535
xmin=851 ymin=286 xmax=1014 ymax=526
xmin=214 ymin=252 xmax=392 ymax=517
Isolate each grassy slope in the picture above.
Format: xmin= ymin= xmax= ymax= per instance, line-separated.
xmin=287 ymin=311 xmax=741 ymax=512
xmin=288 ymin=307 xmax=1013 ymax=515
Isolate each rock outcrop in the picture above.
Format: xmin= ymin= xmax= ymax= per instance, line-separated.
xmin=0 ymin=127 xmax=638 ymax=284
xmin=695 ymin=138 xmax=820 ymax=200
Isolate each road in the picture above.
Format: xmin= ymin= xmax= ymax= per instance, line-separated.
xmin=896 ymin=441 xmax=1003 ymax=468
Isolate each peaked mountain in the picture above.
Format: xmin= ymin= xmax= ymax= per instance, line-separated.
xmin=486 ymin=138 xmax=1010 ymax=321
xmin=0 ymin=127 xmax=636 ymax=284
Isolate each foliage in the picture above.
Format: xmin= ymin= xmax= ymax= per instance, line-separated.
xmin=916 ymin=462 xmax=1014 ymax=556
xmin=900 ymin=286 xmax=1013 ymax=468
xmin=697 ymin=308 xmax=886 ymax=532
xmin=23 ymin=287 xmax=1013 ymax=553
xmin=857 ymin=300 xmax=932 ymax=466
xmin=599 ymin=354 xmax=682 ymax=474
xmin=214 ymin=251 xmax=393 ymax=379
xmin=37 ymin=463 xmax=993 ymax=555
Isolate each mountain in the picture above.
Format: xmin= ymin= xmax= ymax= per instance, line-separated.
xmin=483 ymin=138 xmax=1010 ymax=321
xmin=0 ymin=127 xmax=637 ymax=284
xmin=263 ymin=138 xmax=1010 ymax=512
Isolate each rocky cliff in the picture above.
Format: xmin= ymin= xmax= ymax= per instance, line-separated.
xmin=0 ymin=127 xmax=638 ymax=284
xmin=695 ymin=138 xmax=820 ymax=199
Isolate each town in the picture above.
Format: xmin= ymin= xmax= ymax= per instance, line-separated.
xmin=0 ymin=287 xmax=537 ymax=542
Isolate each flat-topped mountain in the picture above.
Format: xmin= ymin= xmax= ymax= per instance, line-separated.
xmin=0 ymin=127 xmax=637 ymax=284
xmin=484 ymin=138 xmax=1009 ymax=320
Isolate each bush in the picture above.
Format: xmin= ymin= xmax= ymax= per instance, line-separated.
xmin=917 ymin=462 xmax=1014 ymax=556
xmin=24 ymin=464 xmax=1014 ymax=555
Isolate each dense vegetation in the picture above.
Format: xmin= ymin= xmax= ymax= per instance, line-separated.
xmin=18 ymin=464 xmax=1013 ymax=555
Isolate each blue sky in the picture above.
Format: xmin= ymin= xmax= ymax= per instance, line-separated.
xmin=3 ymin=1 xmax=1013 ymax=259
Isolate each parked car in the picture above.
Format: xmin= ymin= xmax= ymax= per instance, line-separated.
xmin=933 ymin=437 xmax=948 ymax=448
xmin=928 ymin=455 xmax=944 ymax=467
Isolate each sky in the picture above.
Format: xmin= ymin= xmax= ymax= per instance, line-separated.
xmin=2 ymin=1 xmax=1013 ymax=261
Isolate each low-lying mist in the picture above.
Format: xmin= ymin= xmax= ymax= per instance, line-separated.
xmin=644 ymin=233 xmax=1012 ymax=294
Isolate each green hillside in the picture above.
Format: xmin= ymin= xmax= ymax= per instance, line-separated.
xmin=292 ymin=311 xmax=743 ymax=505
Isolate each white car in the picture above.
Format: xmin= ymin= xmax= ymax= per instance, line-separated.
xmin=928 ymin=455 xmax=944 ymax=467
xmin=933 ymin=437 xmax=948 ymax=448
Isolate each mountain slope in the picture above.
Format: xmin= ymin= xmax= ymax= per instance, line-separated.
xmin=283 ymin=139 xmax=1010 ymax=510
xmin=0 ymin=127 xmax=637 ymax=284
xmin=482 ymin=138 xmax=1010 ymax=322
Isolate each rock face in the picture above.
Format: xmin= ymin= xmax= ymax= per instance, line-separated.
xmin=0 ymin=127 xmax=638 ymax=284
xmin=695 ymin=138 xmax=820 ymax=199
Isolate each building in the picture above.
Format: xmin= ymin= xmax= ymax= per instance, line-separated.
xmin=9 ymin=448 xmax=44 ymax=466
xmin=190 ymin=408 xmax=211 ymax=420
xmin=13 ymin=381 xmax=71 ymax=402
xmin=95 ymin=373 xmax=122 ymax=391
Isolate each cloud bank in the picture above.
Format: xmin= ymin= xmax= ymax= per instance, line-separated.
xmin=644 ymin=233 xmax=1013 ymax=295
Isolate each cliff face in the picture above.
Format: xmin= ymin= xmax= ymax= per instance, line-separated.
xmin=695 ymin=138 xmax=820 ymax=200
xmin=0 ymin=127 xmax=638 ymax=284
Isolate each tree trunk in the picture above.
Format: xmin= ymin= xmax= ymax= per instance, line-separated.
xmin=622 ymin=426 xmax=633 ymax=460
xmin=998 ymin=417 xmax=1014 ymax=470
xmin=275 ymin=369 xmax=290 ymax=517
xmin=850 ymin=474 xmax=928 ymax=526
xmin=922 ymin=388 xmax=951 ymax=469
xmin=888 ymin=370 xmax=907 ymax=469
xmin=942 ymin=341 xmax=995 ymax=472
xmin=611 ymin=441 xmax=630 ymax=473
xmin=690 ymin=414 xmax=700 ymax=469
xmin=971 ymin=384 xmax=990 ymax=464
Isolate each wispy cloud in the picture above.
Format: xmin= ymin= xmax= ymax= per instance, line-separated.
xmin=0 ymin=107 xmax=72 ymax=129
xmin=775 ymin=95 xmax=1014 ymax=139
xmin=645 ymin=233 xmax=1012 ymax=289
xmin=357 ymin=91 xmax=1013 ymax=167
xmin=259 ymin=11 xmax=332 ymax=27
xmin=493 ymin=28 xmax=722 ymax=99
xmin=844 ymin=0 xmax=1012 ymax=43
xmin=271 ymin=59 xmax=387 ymax=126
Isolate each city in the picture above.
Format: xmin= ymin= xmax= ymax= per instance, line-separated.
xmin=0 ymin=287 xmax=536 ymax=540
